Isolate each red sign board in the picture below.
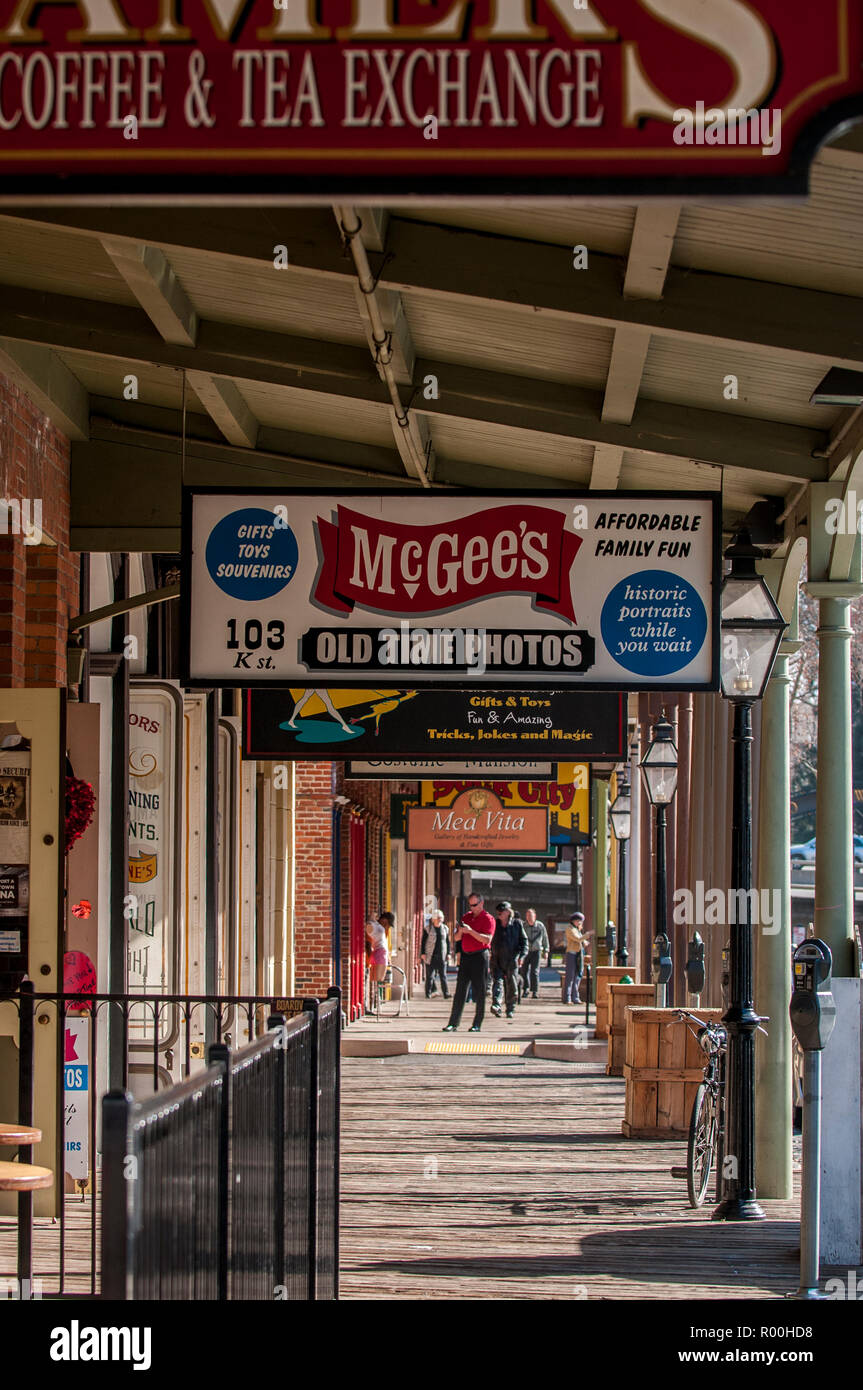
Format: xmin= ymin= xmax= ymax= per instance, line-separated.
xmin=0 ymin=1 xmax=860 ymax=195
xmin=407 ymin=787 xmax=549 ymax=855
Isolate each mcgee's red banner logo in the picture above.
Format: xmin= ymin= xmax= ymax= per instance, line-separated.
xmin=313 ymin=504 xmax=582 ymax=622
xmin=0 ymin=0 xmax=859 ymax=191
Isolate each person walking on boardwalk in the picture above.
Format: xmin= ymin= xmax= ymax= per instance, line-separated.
xmin=521 ymin=907 xmax=549 ymax=1000
xmin=490 ymin=901 xmax=529 ymax=1020
xmin=442 ymin=892 xmax=496 ymax=1033
xmin=563 ymin=912 xmax=589 ymax=1005
xmin=422 ymin=909 xmax=450 ymax=999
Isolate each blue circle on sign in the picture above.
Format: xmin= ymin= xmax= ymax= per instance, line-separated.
xmin=600 ymin=569 xmax=707 ymax=677
xmin=205 ymin=508 xmax=298 ymax=601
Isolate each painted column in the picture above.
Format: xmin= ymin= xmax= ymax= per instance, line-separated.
xmin=810 ymin=593 xmax=856 ymax=977
xmin=639 ymin=693 xmax=654 ymax=982
xmin=806 ymin=473 xmax=863 ymax=1260
xmin=755 ymin=650 xmax=793 ymax=1199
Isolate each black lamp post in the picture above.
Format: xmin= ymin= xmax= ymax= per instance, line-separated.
xmin=640 ymin=713 xmax=679 ymax=1004
xmin=714 ymin=531 xmax=787 ymax=1222
xmin=610 ymin=772 xmax=631 ymax=968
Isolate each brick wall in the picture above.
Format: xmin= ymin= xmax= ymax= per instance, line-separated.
xmin=0 ymin=372 xmax=77 ymax=686
xmin=293 ymin=760 xmax=335 ymax=996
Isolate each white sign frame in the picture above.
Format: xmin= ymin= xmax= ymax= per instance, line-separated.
xmin=182 ymin=489 xmax=720 ymax=690
xmin=347 ymin=760 xmax=555 ymax=779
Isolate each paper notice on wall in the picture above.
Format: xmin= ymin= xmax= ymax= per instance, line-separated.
xmin=0 ymin=751 xmax=30 ymax=862
xmin=0 ymin=864 xmax=28 ymax=990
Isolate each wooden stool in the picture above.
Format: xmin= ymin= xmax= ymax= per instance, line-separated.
xmin=0 ymin=1123 xmax=42 ymax=1147
xmin=0 ymin=1158 xmax=53 ymax=1300
xmin=0 ymin=1161 xmax=54 ymax=1191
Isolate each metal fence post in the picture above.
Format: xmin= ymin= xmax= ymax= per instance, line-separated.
xmin=100 ymin=1089 xmax=133 ymax=1300
xmin=303 ymin=998 xmax=321 ymax=1301
xmin=267 ymin=1014 xmax=287 ymax=1297
xmin=208 ymin=1041 xmax=231 ymax=1302
xmin=327 ymin=986 xmax=341 ymax=1301
xmin=16 ymin=982 xmax=34 ymax=1300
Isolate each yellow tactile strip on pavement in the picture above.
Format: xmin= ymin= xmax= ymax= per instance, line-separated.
xmin=424 ymin=1040 xmax=524 ymax=1055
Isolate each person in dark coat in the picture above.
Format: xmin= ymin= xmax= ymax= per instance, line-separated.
xmin=490 ymin=901 xmax=529 ymax=1019
xmin=421 ymin=910 xmax=450 ymax=998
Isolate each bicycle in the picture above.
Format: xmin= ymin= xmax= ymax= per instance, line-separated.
xmin=674 ymin=1007 xmax=767 ymax=1208
xmin=674 ymin=1008 xmax=728 ymax=1207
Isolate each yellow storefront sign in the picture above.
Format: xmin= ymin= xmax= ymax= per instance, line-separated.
xmin=128 ymin=852 xmax=157 ymax=884
xmin=421 ymin=763 xmax=590 ymax=838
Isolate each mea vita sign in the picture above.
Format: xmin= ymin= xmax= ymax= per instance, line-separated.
xmin=0 ymin=1 xmax=859 ymax=194
xmin=184 ymin=488 xmax=719 ymax=691
xmin=407 ymin=788 xmax=550 ymax=856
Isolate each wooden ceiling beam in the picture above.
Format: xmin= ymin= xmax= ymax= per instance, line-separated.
xmin=4 ymin=210 xmax=860 ymax=371
xmin=0 ymin=283 xmax=825 ymax=481
xmin=185 ymin=371 xmax=259 ymax=449
xmin=0 ymin=337 xmax=88 ymax=441
xmin=100 ymin=239 xmax=198 ymax=348
xmin=589 ymin=443 xmax=625 ymax=490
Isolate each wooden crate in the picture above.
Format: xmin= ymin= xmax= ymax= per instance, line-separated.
xmin=606 ymin=984 xmax=655 ymax=1076
xmin=621 ymin=1007 xmax=724 ymax=1138
xmin=594 ymin=966 xmax=637 ymax=1040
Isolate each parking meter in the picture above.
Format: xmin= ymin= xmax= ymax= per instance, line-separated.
xmin=605 ymin=920 xmax=616 ymax=956
xmin=685 ymin=932 xmax=705 ymax=997
xmin=790 ymin=939 xmax=836 ymax=1052
xmin=788 ymin=938 xmax=836 ymax=1300
xmin=652 ymin=932 xmax=672 ymax=1006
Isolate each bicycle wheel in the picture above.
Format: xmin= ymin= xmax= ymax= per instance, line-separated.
xmin=687 ymin=1082 xmax=717 ymax=1208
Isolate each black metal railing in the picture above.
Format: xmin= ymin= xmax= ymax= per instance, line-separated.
xmin=102 ymin=1056 xmax=227 ymax=1301
xmin=1 ymin=985 xmax=340 ymax=1300
xmin=312 ymin=994 xmax=340 ymax=1300
xmin=101 ymin=993 xmax=340 ymax=1301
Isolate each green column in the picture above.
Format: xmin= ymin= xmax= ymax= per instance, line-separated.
xmin=593 ymin=778 xmax=609 ymax=969
xmin=755 ymin=651 xmax=793 ymax=1199
xmin=812 ymin=593 xmax=856 ymax=977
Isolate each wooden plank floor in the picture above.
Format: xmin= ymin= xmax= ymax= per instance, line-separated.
xmin=0 ymin=1193 xmax=99 ymax=1297
xmin=340 ymin=1051 xmax=804 ymax=1301
xmin=349 ymin=964 xmax=596 ymax=1045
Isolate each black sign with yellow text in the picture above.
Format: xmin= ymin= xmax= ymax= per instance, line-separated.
xmin=243 ymin=688 xmax=625 ymax=762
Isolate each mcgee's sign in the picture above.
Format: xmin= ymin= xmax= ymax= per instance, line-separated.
xmin=184 ymin=489 xmax=719 ymax=690
xmin=0 ymin=1 xmax=859 ymax=194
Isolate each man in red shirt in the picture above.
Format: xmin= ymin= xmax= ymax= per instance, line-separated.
xmin=443 ymin=892 xmax=496 ymax=1033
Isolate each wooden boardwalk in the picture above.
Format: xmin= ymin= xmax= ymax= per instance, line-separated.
xmin=0 ymin=977 xmax=809 ymax=1302
xmin=0 ymin=1193 xmax=99 ymax=1297
xmin=340 ymin=980 xmax=804 ymax=1301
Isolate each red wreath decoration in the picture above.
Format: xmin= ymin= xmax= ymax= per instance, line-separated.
xmin=65 ymin=777 xmax=96 ymax=854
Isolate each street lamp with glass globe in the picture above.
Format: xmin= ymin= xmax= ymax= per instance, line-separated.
xmin=714 ymin=530 xmax=787 ymax=1222
xmin=609 ymin=772 xmax=632 ymax=968
xmin=640 ymin=712 xmax=679 ymax=1002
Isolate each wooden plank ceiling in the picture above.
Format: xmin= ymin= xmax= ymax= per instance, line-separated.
xmin=0 ymin=132 xmax=861 ymax=550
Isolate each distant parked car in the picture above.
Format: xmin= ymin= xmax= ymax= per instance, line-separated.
xmin=790 ymin=836 xmax=816 ymax=868
xmin=791 ymin=834 xmax=863 ymax=867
